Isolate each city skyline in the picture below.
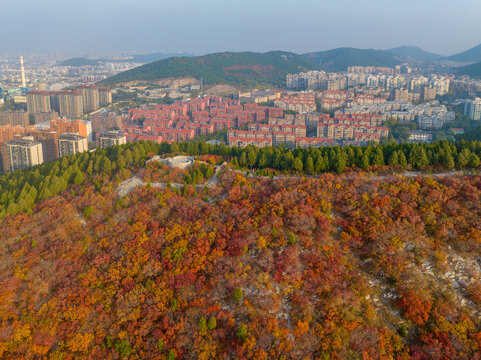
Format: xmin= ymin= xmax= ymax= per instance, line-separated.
xmin=1 ymin=0 xmax=481 ymax=57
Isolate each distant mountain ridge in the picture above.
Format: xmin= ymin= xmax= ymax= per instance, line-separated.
xmin=447 ymin=43 xmax=481 ymax=63
xmin=302 ymin=47 xmax=403 ymax=71
xmin=59 ymin=53 xmax=193 ymax=67
xmin=98 ymin=43 xmax=481 ymax=87
xmin=456 ymin=60 xmax=481 ymax=78
xmin=60 ymin=58 xmax=104 ymax=66
xmin=386 ymin=46 xmax=442 ymax=61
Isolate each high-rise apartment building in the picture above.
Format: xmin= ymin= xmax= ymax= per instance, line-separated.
xmin=97 ymin=131 xmax=127 ymax=148
xmin=465 ymin=98 xmax=481 ymax=121
xmin=78 ymin=85 xmax=99 ymax=112
xmin=49 ymin=119 xmax=90 ymax=140
xmin=57 ymin=91 xmax=83 ymax=118
xmin=5 ymin=136 xmax=44 ymax=172
xmin=31 ymin=130 xmax=59 ymax=162
xmin=26 ymin=91 xmax=51 ymax=114
xmin=90 ymin=113 xmax=122 ymax=132
xmin=421 ymin=86 xmax=437 ymax=101
xmin=57 ymin=133 xmax=88 ymax=157
xmin=98 ymin=88 xmax=113 ymax=106
xmin=0 ymin=111 xmax=29 ymax=126
xmin=33 ymin=111 xmax=59 ymax=124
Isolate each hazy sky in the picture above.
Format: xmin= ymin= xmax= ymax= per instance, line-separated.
xmin=1 ymin=0 xmax=481 ymax=57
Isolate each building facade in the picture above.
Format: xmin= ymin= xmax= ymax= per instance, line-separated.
xmin=0 ymin=111 xmax=29 ymax=126
xmin=57 ymin=91 xmax=84 ymax=118
xmin=5 ymin=136 xmax=44 ymax=172
xmin=26 ymin=91 xmax=51 ymax=114
xmin=78 ymin=85 xmax=100 ymax=113
xmin=57 ymin=133 xmax=88 ymax=157
xmin=97 ymin=131 xmax=127 ymax=148
xmin=465 ymin=98 xmax=481 ymax=121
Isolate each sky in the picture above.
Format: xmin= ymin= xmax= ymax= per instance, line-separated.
xmin=1 ymin=0 xmax=481 ymax=57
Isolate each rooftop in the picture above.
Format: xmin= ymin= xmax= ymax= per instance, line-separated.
xmin=7 ymin=137 xmax=41 ymax=147
xmin=58 ymin=133 xmax=85 ymax=141
xmin=99 ymin=131 xmax=125 ymax=140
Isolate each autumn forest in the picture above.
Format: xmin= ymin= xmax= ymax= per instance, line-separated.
xmin=1 ymin=140 xmax=481 ymax=359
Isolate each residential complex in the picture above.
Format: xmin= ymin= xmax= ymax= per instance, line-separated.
xmin=338 ymin=101 xmax=455 ymax=129
xmin=237 ymin=89 xmax=283 ymax=104
xmin=123 ymin=95 xmax=389 ymax=150
xmin=286 ymin=69 xmax=451 ymax=101
xmin=0 ymin=117 xmax=92 ymax=172
xmin=25 ymin=86 xmax=112 ymax=117
xmin=316 ymin=90 xmax=386 ymax=110
xmin=2 ymin=57 xmax=480 ymax=174
xmin=274 ymin=93 xmax=317 ymax=113
xmin=0 ymin=54 xmax=138 ymax=93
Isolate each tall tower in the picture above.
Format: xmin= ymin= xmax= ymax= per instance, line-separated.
xmin=20 ymin=56 xmax=27 ymax=88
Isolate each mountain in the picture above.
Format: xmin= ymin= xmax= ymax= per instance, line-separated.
xmin=59 ymin=53 xmax=193 ymax=67
xmin=2 ymin=140 xmax=481 ymax=359
xmin=456 ymin=60 xmax=481 ymax=78
xmin=127 ymin=53 xmax=194 ymax=63
xmin=302 ymin=47 xmax=403 ymax=71
xmin=386 ymin=45 xmax=442 ymax=61
xmin=447 ymin=43 xmax=481 ymax=63
xmin=99 ymin=51 xmax=317 ymax=87
xmin=60 ymin=58 xmax=103 ymax=66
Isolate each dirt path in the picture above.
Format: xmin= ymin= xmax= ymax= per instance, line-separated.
xmin=118 ymin=165 xmax=476 ymax=198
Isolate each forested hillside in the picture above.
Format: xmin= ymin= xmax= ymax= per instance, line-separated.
xmin=448 ymin=43 xmax=481 ymax=63
xmin=457 ymin=60 xmax=481 ymax=79
xmin=2 ymin=140 xmax=481 ymax=358
xmin=303 ymin=48 xmax=403 ymax=71
xmin=99 ymin=51 xmax=316 ymax=87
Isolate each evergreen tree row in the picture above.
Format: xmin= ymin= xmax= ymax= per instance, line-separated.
xmin=1 ymin=139 xmax=481 ymax=219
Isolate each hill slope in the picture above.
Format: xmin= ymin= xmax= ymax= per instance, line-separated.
xmin=457 ymin=60 xmax=481 ymax=78
xmin=448 ymin=43 xmax=481 ymax=62
xmin=99 ymin=51 xmax=317 ymax=87
xmin=302 ymin=47 xmax=403 ymax=70
xmin=386 ymin=45 xmax=442 ymax=61
xmin=60 ymin=58 xmax=103 ymax=66
xmin=2 ymin=140 xmax=481 ymax=358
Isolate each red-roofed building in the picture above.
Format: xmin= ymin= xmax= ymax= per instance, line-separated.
xmin=268 ymin=107 xmax=284 ymax=119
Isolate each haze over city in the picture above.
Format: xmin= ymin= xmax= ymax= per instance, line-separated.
xmin=1 ymin=0 xmax=481 ymax=56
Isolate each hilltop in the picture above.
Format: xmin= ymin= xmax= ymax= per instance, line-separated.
xmin=60 ymin=58 xmax=104 ymax=66
xmin=1 ymin=140 xmax=481 ymax=358
xmin=297 ymin=47 xmax=401 ymax=70
xmin=386 ymin=45 xmax=442 ymax=61
xmin=99 ymin=51 xmax=317 ymax=87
